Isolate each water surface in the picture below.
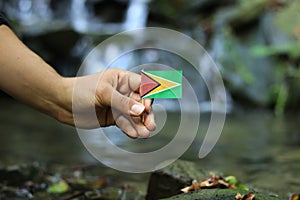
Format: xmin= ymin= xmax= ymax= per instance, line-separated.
xmin=0 ymin=98 xmax=299 ymax=196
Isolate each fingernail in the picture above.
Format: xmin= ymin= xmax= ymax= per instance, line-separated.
xmin=130 ymin=104 xmax=145 ymax=115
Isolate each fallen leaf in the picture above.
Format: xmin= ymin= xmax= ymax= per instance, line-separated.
xmin=92 ymin=177 xmax=107 ymax=189
xmin=181 ymin=180 xmax=199 ymax=193
xmin=181 ymin=174 xmax=237 ymax=193
xmin=290 ymin=194 xmax=300 ymax=200
xmin=235 ymin=192 xmax=255 ymax=200
xmin=225 ymin=176 xmax=238 ymax=185
xmin=48 ymin=180 xmax=69 ymax=194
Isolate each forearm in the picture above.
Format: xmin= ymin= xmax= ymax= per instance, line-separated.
xmin=0 ymin=25 xmax=155 ymax=135
xmin=0 ymin=25 xmax=73 ymax=123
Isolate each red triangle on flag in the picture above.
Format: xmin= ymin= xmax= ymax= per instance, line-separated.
xmin=140 ymin=72 xmax=160 ymax=97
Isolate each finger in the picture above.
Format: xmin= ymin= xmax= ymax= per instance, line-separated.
xmin=130 ymin=92 xmax=142 ymax=102
xmin=111 ymin=90 xmax=145 ymax=117
xmin=118 ymin=70 xmax=141 ymax=94
xmin=131 ymin=117 xmax=150 ymax=138
xmin=143 ymin=98 xmax=153 ymax=113
xmin=127 ymin=72 xmax=141 ymax=92
xmin=98 ymin=84 xmax=145 ymax=117
xmin=115 ymin=115 xmax=138 ymax=139
xmin=144 ymin=110 xmax=156 ymax=131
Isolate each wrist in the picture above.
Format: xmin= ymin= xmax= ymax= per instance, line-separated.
xmin=52 ymin=76 xmax=75 ymax=126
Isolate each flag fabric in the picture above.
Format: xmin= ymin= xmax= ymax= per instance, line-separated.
xmin=140 ymin=70 xmax=182 ymax=99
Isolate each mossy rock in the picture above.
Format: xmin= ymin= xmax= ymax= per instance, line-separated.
xmin=146 ymin=160 xmax=211 ymax=200
xmin=146 ymin=160 xmax=282 ymax=200
xmin=161 ymin=189 xmax=280 ymax=200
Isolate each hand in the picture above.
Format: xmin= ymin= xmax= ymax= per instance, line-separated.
xmin=0 ymin=25 xmax=155 ymax=138
xmin=66 ymin=68 xmax=156 ymax=138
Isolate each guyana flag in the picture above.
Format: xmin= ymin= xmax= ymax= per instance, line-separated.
xmin=140 ymin=70 xmax=182 ymax=99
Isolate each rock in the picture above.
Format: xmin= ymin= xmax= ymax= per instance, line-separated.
xmin=261 ymin=12 xmax=291 ymax=47
xmin=146 ymin=160 xmax=210 ymax=200
xmin=148 ymin=0 xmax=235 ymax=29
xmin=161 ymin=189 xmax=280 ymax=200
xmin=211 ymin=25 xmax=278 ymax=107
xmin=146 ymin=160 xmax=282 ymax=199
xmin=85 ymin=188 xmax=120 ymax=200
xmin=227 ymin=0 xmax=273 ymax=30
xmin=0 ymin=163 xmax=42 ymax=186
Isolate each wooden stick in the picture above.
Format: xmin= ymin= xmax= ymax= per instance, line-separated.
xmin=141 ymin=98 xmax=145 ymax=123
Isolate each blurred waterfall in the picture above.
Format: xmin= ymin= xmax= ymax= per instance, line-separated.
xmin=16 ymin=0 xmax=52 ymax=25
xmin=79 ymin=0 xmax=151 ymax=75
xmin=123 ymin=0 xmax=150 ymax=30
xmin=70 ymin=0 xmax=89 ymax=33
xmin=3 ymin=0 xmax=53 ymax=33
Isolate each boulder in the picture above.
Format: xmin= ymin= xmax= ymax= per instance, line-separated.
xmin=146 ymin=160 xmax=210 ymax=200
xmin=161 ymin=189 xmax=280 ymax=200
xmin=146 ymin=160 xmax=282 ymax=200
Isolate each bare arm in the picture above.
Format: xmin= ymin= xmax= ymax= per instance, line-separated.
xmin=0 ymin=25 xmax=70 ymax=119
xmin=0 ymin=25 xmax=155 ymax=138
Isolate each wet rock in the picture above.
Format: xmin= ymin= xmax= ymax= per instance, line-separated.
xmin=146 ymin=160 xmax=282 ymax=199
xmin=146 ymin=160 xmax=209 ymax=200
xmin=211 ymin=25 xmax=277 ymax=107
xmin=0 ymin=163 xmax=42 ymax=186
xmin=148 ymin=0 xmax=235 ymax=29
xmin=120 ymin=185 xmax=145 ymax=200
xmin=227 ymin=0 xmax=273 ymax=30
xmin=85 ymin=188 xmax=120 ymax=200
xmin=161 ymin=189 xmax=280 ymax=200
xmin=261 ymin=12 xmax=291 ymax=47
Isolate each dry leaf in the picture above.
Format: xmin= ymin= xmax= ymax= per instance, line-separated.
xmin=235 ymin=192 xmax=255 ymax=200
xmin=180 ymin=174 xmax=237 ymax=193
xmin=290 ymin=194 xmax=300 ymax=200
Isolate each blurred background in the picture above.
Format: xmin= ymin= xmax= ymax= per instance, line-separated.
xmin=0 ymin=0 xmax=300 ymax=197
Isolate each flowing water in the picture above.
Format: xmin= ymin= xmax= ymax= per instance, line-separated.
xmin=1 ymin=97 xmax=300 ymax=196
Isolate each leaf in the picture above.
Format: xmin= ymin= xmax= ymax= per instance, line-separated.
xmin=290 ymin=194 xmax=300 ymax=200
xmin=180 ymin=174 xmax=238 ymax=193
xmin=236 ymin=184 xmax=249 ymax=191
xmin=251 ymin=44 xmax=300 ymax=59
xmin=235 ymin=192 xmax=255 ymax=200
xmin=225 ymin=176 xmax=238 ymax=185
xmin=48 ymin=180 xmax=69 ymax=194
xmin=251 ymin=45 xmax=276 ymax=57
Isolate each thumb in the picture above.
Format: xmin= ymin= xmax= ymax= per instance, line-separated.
xmin=112 ymin=90 xmax=145 ymax=116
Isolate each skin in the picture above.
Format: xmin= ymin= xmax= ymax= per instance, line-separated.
xmin=0 ymin=24 xmax=156 ymax=138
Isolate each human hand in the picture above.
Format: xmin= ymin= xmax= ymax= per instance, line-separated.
xmin=67 ymin=68 xmax=156 ymax=138
xmin=0 ymin=25 xmax=155 ymax=138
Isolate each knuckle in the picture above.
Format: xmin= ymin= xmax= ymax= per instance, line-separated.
xmin=96 ymin=84 xmax=110 ymax=105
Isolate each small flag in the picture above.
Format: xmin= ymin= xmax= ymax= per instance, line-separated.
xmin=140 ymin=70 xmax=182 ymax=99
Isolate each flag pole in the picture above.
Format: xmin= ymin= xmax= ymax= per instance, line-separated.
xmin=141 ymin=98 xmax=145 ymax=123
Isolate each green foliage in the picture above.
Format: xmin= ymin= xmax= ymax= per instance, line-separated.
xmin=275 ymin=0 xmax=300 ymax=41
xmin=221 ymin=29 xmax=255 ymax=85
xmin=271 ymin=64 xmax=300 ymax=116
xmin=274 ymin=82 xmax=288 ymax=116
xmin=48 ymin=180 xmax=69 ymax=194
xmin=228 ymin=0 xmax=272 ymax=26
xmin=225 ymin=175 xmax=249 ymax=191
xmin=251 ymin=0 xmax=300 ymax=60
xmin=251 ymin=43 xmax=300 ymax=59
xmin=249 ymin=1 xmax=300 ymax=114
xmin=225 ymin=175 xmax=238 ymax=185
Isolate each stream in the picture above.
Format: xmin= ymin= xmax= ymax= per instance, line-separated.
xmin=1 ymin=97 xmax=299 ymax=197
